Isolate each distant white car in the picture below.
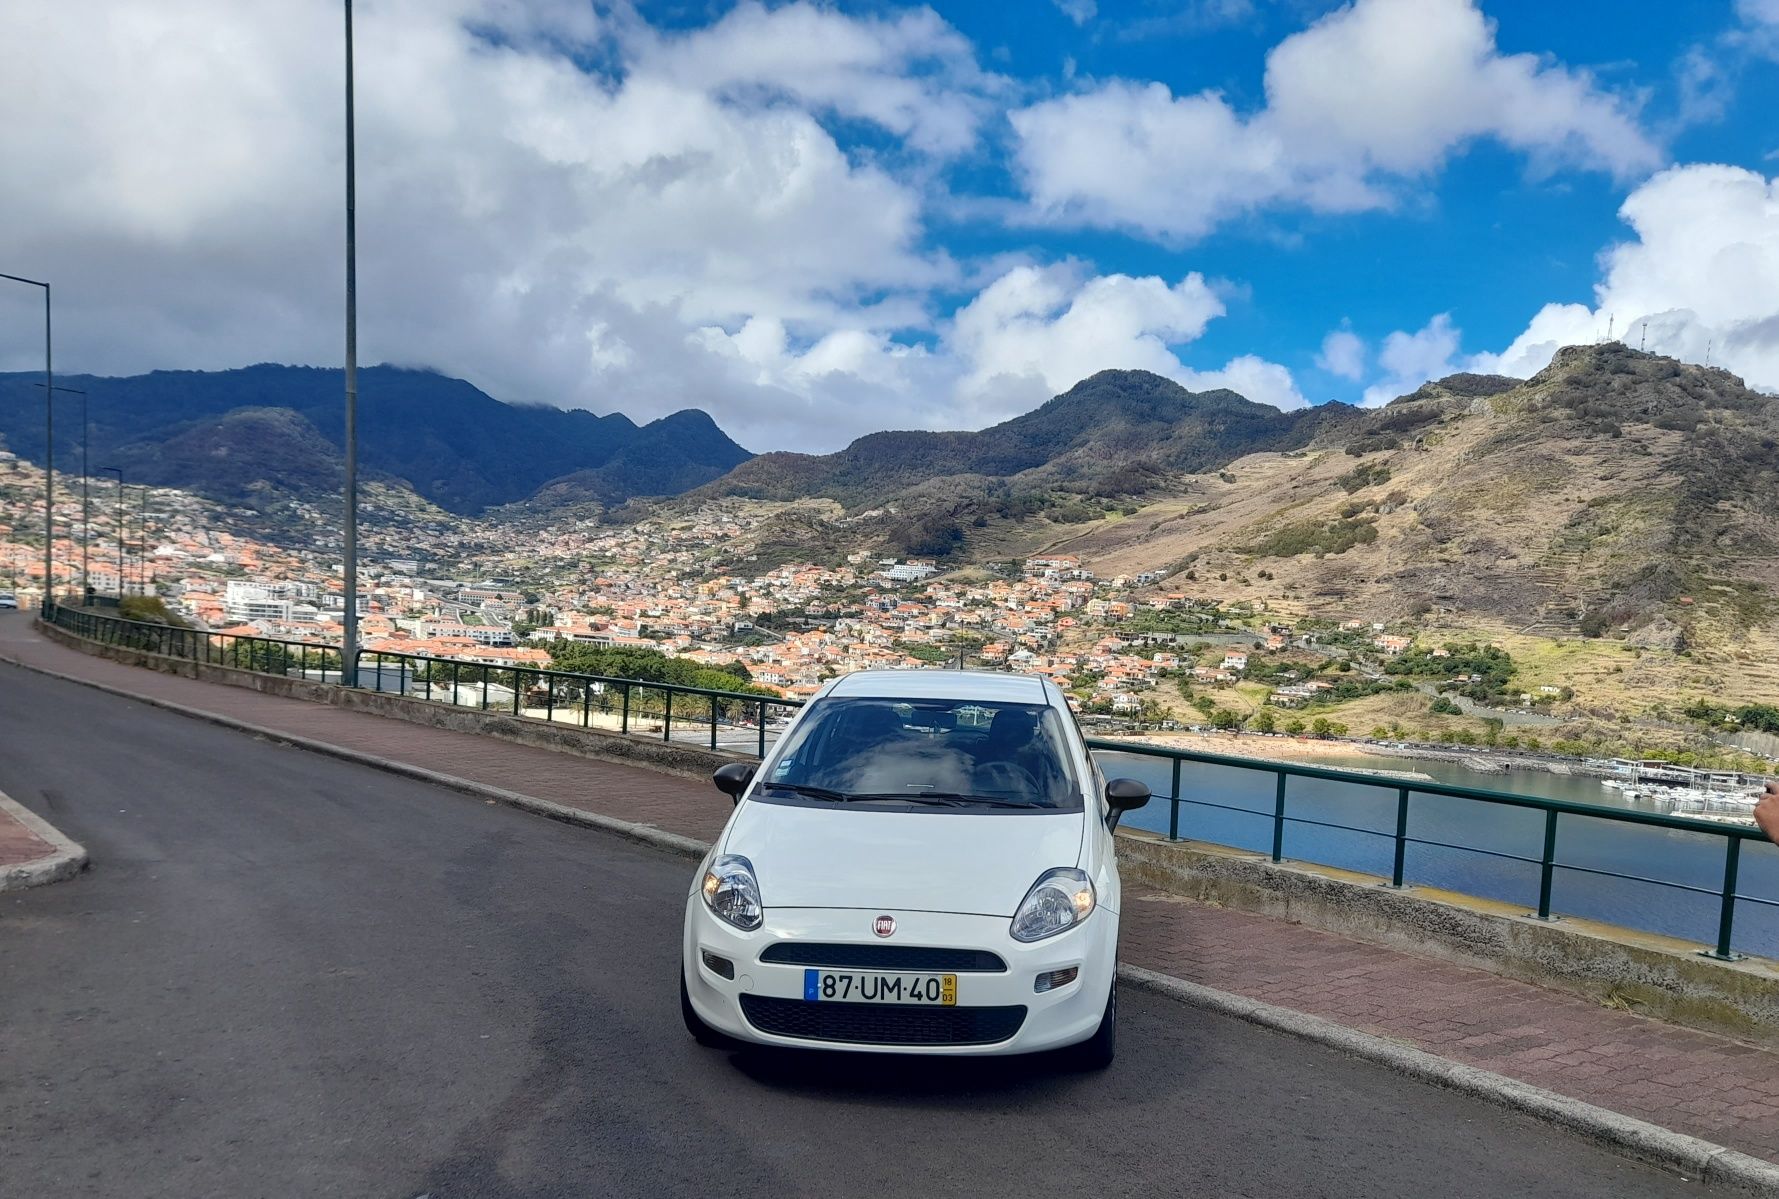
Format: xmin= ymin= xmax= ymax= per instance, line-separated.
xmin=681 ymin=669 xmax=1149 ymax=1067
xmin=0 ymin=592 xmax=17 ymax=609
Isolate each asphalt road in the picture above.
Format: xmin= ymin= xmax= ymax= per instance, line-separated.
xmin=0 ymin=655 xmax=1725 ymax=1198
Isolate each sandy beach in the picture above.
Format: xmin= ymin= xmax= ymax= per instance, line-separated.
xmin=1107 ymin=729 xmax=1400 ymax=767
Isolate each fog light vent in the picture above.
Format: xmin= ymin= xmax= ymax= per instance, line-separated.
xmin=1034 ymin=967 xmax=1079 ymax=993
xmin=701 ymin=950 xmax=735 ymax=980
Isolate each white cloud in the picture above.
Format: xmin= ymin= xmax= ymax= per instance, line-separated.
xmin=950 ymin=266 xmax=1223 ymax=402
xmin=635 ymin=2 xmax=1000 ymax=159
xmin=1316 ymin=327 xmax=1366 ymax=381
xmin=947 ymin=265 xmax=1305 ymax=419
xmin=1739 ymin=0 xmax=1779 ymax=29
xmin=1474 ymin=164 xmax=1779 ymax=391
xmin=1361 ymin=313 xmax=1462 ymax=406
xmin=1178 ymin=355 xmax=1309 ymax=411
xmin=1010 ymin=0 xmax=1660 ymax=241
xmin=1054 ymin=0 xmax=1097 ymax=26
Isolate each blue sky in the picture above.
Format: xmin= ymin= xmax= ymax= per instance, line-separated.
xmin=2 ymin=0 xmax=1777 ymax=450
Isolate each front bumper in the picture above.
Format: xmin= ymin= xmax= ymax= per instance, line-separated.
xmin=682 ymin=896 xmax=1116 ymax=1055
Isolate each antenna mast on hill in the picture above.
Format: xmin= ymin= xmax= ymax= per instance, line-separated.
xmin=1639 ymin=321 xmax=1647 ymax=352
xmin=1706 ymin=340 xmax=1713 ymax=368
xmin=1606 ymin=314 xmax=1614 ymax=343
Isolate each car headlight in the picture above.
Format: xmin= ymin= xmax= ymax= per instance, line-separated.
xmin=701 ymin=854 xmax=763 ymax=931
xmin=1010 ymin=867 xmax=1095 ymax=942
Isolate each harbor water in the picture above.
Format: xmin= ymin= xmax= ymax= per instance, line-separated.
xmin=1095 ymin=745 xmax=1779 ymax=959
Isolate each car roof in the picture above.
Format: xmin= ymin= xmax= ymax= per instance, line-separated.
xmin=824 ymin=669 xmax=1052 ymax=705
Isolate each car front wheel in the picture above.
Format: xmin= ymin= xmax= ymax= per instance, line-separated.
xmin=1061 ymin=974 xmax=1117 ymax=1070
xmin=680 ymin=967 xmax=732 ymax=1049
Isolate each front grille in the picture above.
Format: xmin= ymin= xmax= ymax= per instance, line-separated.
xmin=759 ymin=943 xmax=1007 ymax=973
xmin=740 ymin=996 xmax=1027 ymax=1046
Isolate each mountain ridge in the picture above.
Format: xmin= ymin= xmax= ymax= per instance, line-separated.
xmin=699 ymin=368 xmax=1365 ymax=510
xmin=0 ymin=363 xmax=753 ymax=514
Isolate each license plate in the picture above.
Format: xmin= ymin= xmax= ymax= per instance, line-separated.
xmin=804 ymin=969 xmax=956 ymax=1006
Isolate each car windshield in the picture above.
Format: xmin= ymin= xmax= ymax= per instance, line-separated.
xmin=759 ymin=696 xmax=1081 ymax=811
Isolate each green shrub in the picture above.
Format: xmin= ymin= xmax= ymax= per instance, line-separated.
xmin=1251 ymin=518 xmax=1378 ymax=558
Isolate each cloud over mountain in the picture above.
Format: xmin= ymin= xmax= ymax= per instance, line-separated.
xmin=1 ymin=0 xmax=1759 ymax=451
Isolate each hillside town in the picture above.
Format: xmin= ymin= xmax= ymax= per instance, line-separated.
xmin=0 ymin=454 xmax=1418 ymax=708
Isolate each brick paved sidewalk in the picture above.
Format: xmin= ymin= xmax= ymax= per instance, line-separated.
xmin=0 ymin=799 xmax=55 ymax=868
xmin=4 ymin=613 xmax=1779 ymax=1164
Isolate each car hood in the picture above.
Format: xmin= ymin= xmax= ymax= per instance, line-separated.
xmin=725 ymin=801 xmax=1085 ymax=917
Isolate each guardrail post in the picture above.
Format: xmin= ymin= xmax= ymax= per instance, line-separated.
xmin=621 ymin=685 xmax=630 ymax=734
xmin=582 ymin=683 xmax=591 ymax=728
xmin=1168 ymin=758 xmax=1181 ymax=841
xmin=450 ymin=662 xmax=460 ymax=706
xmin=512 ymin=669 xmax=521 ymax=715
xmin=709 ymin=695 xmax=718 ymax=751
xmin=1703 ymin=838 xmax=1745 ymax=961
xmin=757 ymin=700 xmax=767 ymax=759
xmin=545 ymin=675 xmax=554 ymax=723
xmin=663 ymin=689 xmax=673 ymax=742
xmin=1390 ymin=787 xmax=1410 ymax=887
xmin=1535 ymin=809 xmax=1560 ymax=920
xmin=1271 ymin=772 xmax=1287 ymax=862
xmin=480 ymin=667 xmax=489 ymax=710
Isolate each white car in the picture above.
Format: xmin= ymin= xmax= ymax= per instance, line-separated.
xmin=680 ymin=669 xmax=1149 ymax=1067
xmin=0 ymin=592 xmax=17 ymax=609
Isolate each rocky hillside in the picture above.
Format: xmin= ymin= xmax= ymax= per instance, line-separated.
xmin=1048 ymin=344 xmax=1779 ymax=705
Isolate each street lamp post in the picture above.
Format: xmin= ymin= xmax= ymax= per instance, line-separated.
xmin=1 ymin=272 xmax=51 ymax=612
xmin=341 ymin=0 xmax=360 ymax=686
xmin=36 ymin=384 xmax=88 ymax=598
xmin=100 ymin=467 xmax=122 ymax=599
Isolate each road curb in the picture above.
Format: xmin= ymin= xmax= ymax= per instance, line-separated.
xmin=1119 ymin=964 xmax=1779 ymax=1195
xmin=0 ymin=789 xmax=89 ymax=893
xmin=0 ymin=648 xmax=711 ymax=864
xmin=8 ymin=644 xmax=1778 ymax=1189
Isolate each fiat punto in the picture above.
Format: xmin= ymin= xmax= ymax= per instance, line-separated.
xmin=680 ymin=669 xmax=1149 ymax=1067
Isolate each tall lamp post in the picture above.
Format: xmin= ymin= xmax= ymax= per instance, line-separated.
xmin=341 ymin=0 xmax=360 ymax=686
xmin=1 ymin=271 xmax=51 ymax=612
xmin=37 ymin=384 xmax=88 ymax=598
xmin=100 ymin=466 xmax=123 ymax=599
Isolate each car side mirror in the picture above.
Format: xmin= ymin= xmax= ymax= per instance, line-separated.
xmin=1104 ymin=777 xmax=1150 ymax=831
xmin=713 ymin=762 xmax=757 ymax=804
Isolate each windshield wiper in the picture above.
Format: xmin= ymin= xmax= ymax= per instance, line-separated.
xmin=758 ymin=781 xmax=853 ymax=803
xmin=848 ymin=791 xmax=1039 ymax=809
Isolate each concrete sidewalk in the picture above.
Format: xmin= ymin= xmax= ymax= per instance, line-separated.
xmin=4 ymin=612 xmax=1779 ymax=1169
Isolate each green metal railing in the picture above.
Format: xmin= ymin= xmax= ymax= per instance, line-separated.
xmin=44 ymin=603 xmax=1776 ymax=959
xmin=354 ymin=645 xmax=799 ymax=756
xmin=1085 ymin=738 xmax=1775 ymax=962
xmin=46 ymin=604 xmax=800 ymax=757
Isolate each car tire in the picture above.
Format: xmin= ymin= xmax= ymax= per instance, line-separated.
xmin=1062 ymin=974 xmax=1117 ymax=1071
xmin=681 ymin=967 xmax=732 ymax=1049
